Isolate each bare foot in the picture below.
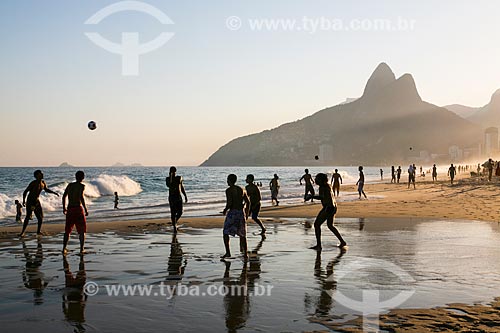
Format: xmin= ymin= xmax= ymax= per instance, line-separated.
xmin=18 ymin=233 xmax=25 ymax=238
xmin=260 ymin=228 xmax=267 ymax=235
xmin=62 ymin=248 xmax=68 ymax=255
xmin=309 ymin=245 xmax=322 ymax=250
xmin=220 ymin=253 xmax=231 ymax=259
xmin=338 ymin=242 xmax=347 ymax=248
xmin=79 ymin=249 xmax=87 ymax=256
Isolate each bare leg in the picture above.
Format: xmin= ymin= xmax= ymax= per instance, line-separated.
xmin=221 ymin=234 xmax=231 ymax=258
xmin=63 ymin=233 xmax=69 ymax=254
xmin=310 ymin=212 xmax=325 ymax=250
xmin=19 ymin=216 xmax=30 ymax=237
xmin=79 ymin=233 xmax=85 ymax=254
xmin=327 ymin=218 xmax=347 ymax=247
xmin=240 ymin=237 xmax=248 ymax=260
xmin=253 ymin=217 xmax=266 ymax=233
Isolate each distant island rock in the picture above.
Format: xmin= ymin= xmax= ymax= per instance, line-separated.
xmin=111 ymin=162 xmax=143 ymax=167
xmin=201 ymin=62 xmax=482 ymax=166
xmin=58 ymin=162 xmax=74 ymax=168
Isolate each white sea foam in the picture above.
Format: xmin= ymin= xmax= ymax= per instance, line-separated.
xmin=85 ymin=174 xmax=142 ymax=197
xmin=0 ymin=193 xmax=17 ymax=218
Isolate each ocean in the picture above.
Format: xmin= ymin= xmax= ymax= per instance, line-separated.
xmin=0 ymin=166 xmax=392 ymax=226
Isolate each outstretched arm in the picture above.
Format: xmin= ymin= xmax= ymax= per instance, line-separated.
xmin=44 ymin=182 xmax=59 ymax=196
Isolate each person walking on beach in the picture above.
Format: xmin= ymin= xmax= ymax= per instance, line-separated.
xmin=380 ymin=168 xmax=383 ymax=181
xmin=245 ymin=174 xmax=266 ymax=235
xmin=166 ymin=166 xmax=188 ymax=233
xmin=269 ymin=174 xmax=280 ymax=206
xmin=432 ymin=164 xmax=438 ymax=182
xmin=62 ymin=171 xmax=88 ymax=255
xmin=15 ymin=200 xmax=23 ymax=222
xmin=221 ymin=174 xmax=250 ymax=260
xmin=391 ymin=166 xmax=396 ymax=183
xmin=408 ymin=164 xmax=416 ymax=189
xmin=448 ymin=163 xmax=457 ymax=185
xmin=356 ymin=166 xmax=367 ymax=199
xmin=300 ymin=169 xmax=315 ymax=202
xmin=331 ymin=169 xmax=342 ymax=196
xmin=113 ymin=192 xmax=119 ymax=209
xmin=19 ymin=170 xmax=59 ymax=238
xmin=309 ymin=173 xmax=347 ymax=250
xmin=397 ymin=166 xmax=402 ymax=183
xmin=487 ymin=159 xmax=494 ymax=181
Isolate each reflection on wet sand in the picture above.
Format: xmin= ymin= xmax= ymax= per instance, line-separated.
xmin=223 ymin=235 xmax=266 ymax=332
xmin=167 ymin=234 xmax=186 ymax=281
xmin=22 ymin=239 xmax=47 ymax=305
xmin=62 ymin=256 xmax=87 ymax=332
xmin=305 ymin=249 xmax=346 ymax=317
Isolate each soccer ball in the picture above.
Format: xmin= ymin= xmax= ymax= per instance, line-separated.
xmin=88 ymin=121 xmax=97 ymax=130
xmin=314 ymin=155 xmax=319 ymax=160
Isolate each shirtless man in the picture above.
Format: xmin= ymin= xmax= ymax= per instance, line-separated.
xmin=245 ymin=174 xmax=266 ymax=235
xmin=19 ymin=170 xmax=59 ymax=237
xmin=331 ymin=169 xmax=343 ymax=197
xmin=62 ymin=171 xmax=88 ymax=255
xmin=166 ymin=166 xmax=188 ymax=233
xmin=300 ymin=169 xmax=315 ymax=202
xmin=222 ymin=174 xmax=250 ymax=260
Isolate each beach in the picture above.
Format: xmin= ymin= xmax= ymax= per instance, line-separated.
xmin=1 ymin=173 xmax=500 ymax=332
xmin=2 ymin=173 xmax=498 ymax=238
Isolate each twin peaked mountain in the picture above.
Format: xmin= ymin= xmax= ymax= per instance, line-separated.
xmin=201 ymin=63 xmax=482 ymax=166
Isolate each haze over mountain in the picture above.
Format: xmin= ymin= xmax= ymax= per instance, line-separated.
xmin=466 ymin=89 xmax=500 ymax=129
xmin=202 ymin=63 xmax=482 ymax=166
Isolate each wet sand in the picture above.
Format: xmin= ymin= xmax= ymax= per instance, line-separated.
xmin=2 ymin=173 xmax=499 ymax=240
xmin=2 ymin=174 xmax=500 ymax=332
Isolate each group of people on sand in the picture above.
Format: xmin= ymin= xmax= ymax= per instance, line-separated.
xmin=17 ymin=166 xmax=348 ymax=259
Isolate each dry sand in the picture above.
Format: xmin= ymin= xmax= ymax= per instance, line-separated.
xmin=2 ymin=173 xmax=499 ymax=332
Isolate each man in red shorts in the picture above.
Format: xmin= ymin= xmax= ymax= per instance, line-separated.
xmin=62 ymin=171 xmax=88 ymax=255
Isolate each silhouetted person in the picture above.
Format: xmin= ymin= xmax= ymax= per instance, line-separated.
xmin=356 ymin=166 xmax=367 ymax=199
xmin=114 ymin=192 xmax=119 ymax=209
xmin=380 ymin=168 xmax=383 ymax=181
xmin=432 ymin=164 xmax=437 ymax=182
xmin=166 ymin=166 xmax=188 ymax=233
xmin=62 ymin=256 xmax=87 ymax=331
xmin=477 ymin=164 xmax=481 ymax=177
xmin=310 ymin=173 xmax=347 ymax=250
xmin=331 ymin=169 xmax=342 ymax=197
xmin=496 ymin=162 xmax=500 ymax=178
xmin=448 ymin=163 xmax=457 ymax=185
xmin=22 ymin=239 xmax=47 ymax=305
xmin=391 ymin=166 xmax=396 ymax=183
xmin=15 ymin=199 xmax=23 ymax=222
xmin=397 ymin=166 xmax=402 ymax=183
xmin=300 ymin=169 xmax=315 ymax=202
xmin=269 ymin=174 xmax=280 ymax=206
xmin=245 ymin=174 xmax=266 ymax=235
xmin=487 ymin=159 xmax=494 ymax=181
xmin=19 ymin=170 xmax=59 ymax=237
xmin=62 ymin=171 xmax=88 ymax=255
xmin=408 ymin=164 xmax=416 ymax=189
xmin=222 ymin=174 xmax=250 ymax=260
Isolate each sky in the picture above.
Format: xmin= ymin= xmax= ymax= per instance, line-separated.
xmin=1 ymin=0 xmax=499 ymax=166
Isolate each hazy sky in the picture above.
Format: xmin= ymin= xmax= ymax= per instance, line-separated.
xmin=1 ymin=0 xmax=499 ymax=166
